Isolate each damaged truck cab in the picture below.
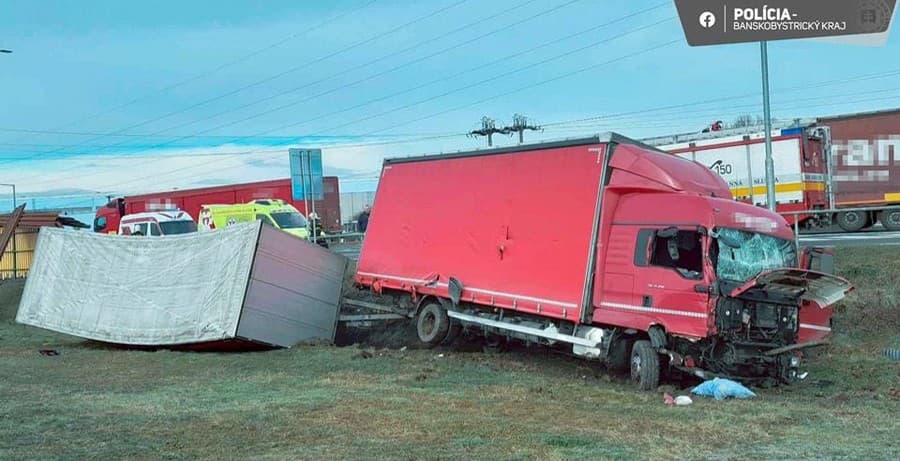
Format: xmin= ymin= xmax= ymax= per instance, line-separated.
xmin=600 ymin=192 xmax=850 ymax=386
xmin=355 ymin=134 xmax=852 ymax=390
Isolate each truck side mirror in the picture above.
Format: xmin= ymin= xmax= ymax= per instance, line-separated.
xmin=802 ymin=247 xmax=834 ymax=274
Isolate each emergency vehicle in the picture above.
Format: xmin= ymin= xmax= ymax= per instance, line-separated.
xmin=117 ymin=210 xmax=197 ymax=236
xmin=199 ymin=199 xmax=326 ymax=245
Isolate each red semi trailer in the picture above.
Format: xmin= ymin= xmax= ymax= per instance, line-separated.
xmin=355 ymin=134 xmax=852 ymax=389
xmin=94 ymin=177 xmax=342 ymax=235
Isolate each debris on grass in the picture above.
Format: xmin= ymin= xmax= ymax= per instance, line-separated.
xmin=692 ymin=378 xmax=757 ymax=400
xmin=882 ymin=348 xmax=900 ymax=361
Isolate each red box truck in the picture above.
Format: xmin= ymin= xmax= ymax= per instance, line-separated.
xmin=355 ymin=134 xmax=852 ymax=389
xmin=93 ymin=177 xmax=342 ymax=235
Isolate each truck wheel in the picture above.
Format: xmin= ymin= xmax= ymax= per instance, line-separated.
xmin=836 ymin=211 xmax=866 ymax=232
xmin=879 ymin=210 xmax=900 ymax=231
xmin=630 ymin=340 xmax=660 ymax=391
xmin=441 ymin=322 xmax=462 ymax=346
xmin=607 ymin=336 xmax=633 ymax=374
xmin=416 ymin=303 xmax=450 ymax=347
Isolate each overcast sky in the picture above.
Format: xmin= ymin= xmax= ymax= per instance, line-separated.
xmin=2 ymin=0 xmax=899 ymax=210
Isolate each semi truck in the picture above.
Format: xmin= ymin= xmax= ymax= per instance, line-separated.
xmin=355 ymin=134 xmax=852 ymax=390
xmin=93 ymin=176 xmax=343 ymax=235
xmin=645 ymin=108 xmax=900 ymax=232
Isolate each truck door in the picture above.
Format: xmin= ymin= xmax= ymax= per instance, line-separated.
xmin=631 ymin=227 xmax=711 ymax=337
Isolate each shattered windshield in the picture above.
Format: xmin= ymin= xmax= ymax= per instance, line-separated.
xmin=714 ymin=228 xmax=797 ymax=282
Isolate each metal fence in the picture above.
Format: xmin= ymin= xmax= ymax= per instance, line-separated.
xmin=0 ymin=229 xmax=38 ymax=279
xmin=781 ymin=205 xmax=900 ymax=247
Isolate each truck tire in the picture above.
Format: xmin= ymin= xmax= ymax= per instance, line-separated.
xmin=630 ymin=340 xmax=660 ymax=391
xmin=416 ymin=303 xmax=450 ymax=347
xmin=607 ymin=336 xmax=634 ymax=373
xmin=879 ymin=209 xmax=900 ymax=231
xmin=836 ymin=210 xmax=867 ymax=232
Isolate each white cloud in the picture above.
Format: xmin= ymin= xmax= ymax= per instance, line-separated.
xmin=8 ymin=135 xmax=480 ymax=199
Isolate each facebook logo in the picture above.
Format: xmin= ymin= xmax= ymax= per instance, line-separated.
xmin=699 ymin=11 xmax=716 ymax=28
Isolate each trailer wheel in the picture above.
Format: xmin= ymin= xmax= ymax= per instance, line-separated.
xmin=879 ymin=209 xmax=900 ymax=231
xmin=836 ymin=210 xmax=866 ymax=232
xmin=607 ymin=336 xmax=633 ymax=374
xmin=630 ymin=340 xmax=660 ymax=391
xmin=416 ymin=303 xmax=450 ymax=347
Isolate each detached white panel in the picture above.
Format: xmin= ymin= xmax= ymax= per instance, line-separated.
xmin=16 ymin=222 xmax=260 ymax=345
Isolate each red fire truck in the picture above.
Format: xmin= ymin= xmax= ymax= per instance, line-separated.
xmin=93 ymin=177 xmax=342 ymax=235
xmin=647 ymin=108 xmax=900 ymax=232
xmin=355 ymin=134 xmax=851 ymax=389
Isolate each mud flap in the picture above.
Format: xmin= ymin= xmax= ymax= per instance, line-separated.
xmin=648 ymin=326 xmax=667 ymax=349
xmin=448 ymin=277 xmax=463 ymax=306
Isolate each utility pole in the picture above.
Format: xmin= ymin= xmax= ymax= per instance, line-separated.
xmin=468 ymin=117 xmax=505 ymax=147
xmin=502 ymin=114 xmax=541 ymax=144
xmin=760 ymin=41 xmax=776 ymax=211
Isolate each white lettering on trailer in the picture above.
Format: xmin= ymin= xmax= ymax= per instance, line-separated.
xmin=355 ymin=272 xmax=578 ymax=308
xmin=600 ymin=301 xmax=708 ymax=319
xmin=832 ymin=136 xmax=899 ymax=183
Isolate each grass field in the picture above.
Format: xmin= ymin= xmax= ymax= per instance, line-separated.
xmin=1 ymin=247 xmax=898 ymax=460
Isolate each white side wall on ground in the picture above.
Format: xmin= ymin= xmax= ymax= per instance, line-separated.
xmin=16 ymin=222 xmax=260 ymax=345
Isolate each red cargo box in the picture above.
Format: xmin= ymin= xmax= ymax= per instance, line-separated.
xmin=357 ymin=138 xmax=609 ymax=323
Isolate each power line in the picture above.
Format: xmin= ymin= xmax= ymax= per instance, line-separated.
xmin=548 ymin=86 xmax=900 ymax=129
xmin=43 ymin=37 xmax=679 ymax=202
xmin=542 ymin=69 xmax=900 ymax=128
xmin=3 ymin=54 xmax=896 ymax=146
xmin=1 ymin=0 xmax=577 ymax=161
xmin=0 ymin=0 xmax=379 ymax=144
xmin=0 ymin=0 xmax=470 ymax=167
xmin=326 ymin=38 xmax=680 ymax=137
xmin=468 ymin=117 xmax=505 ymax=146
xmin=502 ymin=114 xmax=542 ymax=144
xmin=15 ymin=2 xmax=664 ymax=186
xmin=543 ymin=94 xmax=900 ymax=138
xmin=239 ymin=3 xmax=671 ymax=139
xmin=29 ymin=132 xmax=466 ymax=200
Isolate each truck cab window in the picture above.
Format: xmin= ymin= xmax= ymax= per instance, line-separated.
xmin=149 ymin=223 xmax=161 ymax=236
xmin=648 ymin=229 xmax=703 ymax=279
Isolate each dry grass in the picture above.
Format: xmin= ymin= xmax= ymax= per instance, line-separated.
xmin=0 ymin=247 xmax=898 ymax=460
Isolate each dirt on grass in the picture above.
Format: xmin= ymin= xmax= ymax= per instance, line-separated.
xmin=1 ymin=248 xmax=898 ymax=460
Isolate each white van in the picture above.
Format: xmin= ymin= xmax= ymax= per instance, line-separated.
xmin=118 ymin=210 xmax=197 ymax=236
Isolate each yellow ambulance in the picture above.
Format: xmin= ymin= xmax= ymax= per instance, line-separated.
xmin=198 ymin=199 xmax=311 ymax=239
